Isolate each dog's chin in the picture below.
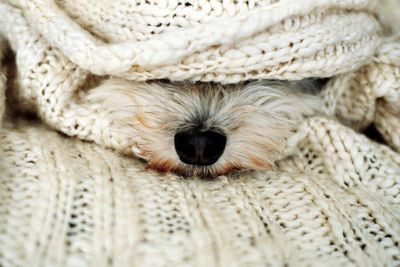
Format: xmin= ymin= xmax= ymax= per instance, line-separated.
xmin=146 ymin=160 xmax=242 ymax=178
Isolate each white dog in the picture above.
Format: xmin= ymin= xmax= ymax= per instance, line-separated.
xmin=88 ymin=79 xmax=322 ymax=177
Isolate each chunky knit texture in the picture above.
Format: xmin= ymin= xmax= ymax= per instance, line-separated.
xmin=0 ymin=0 xmax=400 ymax=266
xmin=0 ymin=0 xmax=387 ymax=157
xmin=1 ymin=118 xmax=400 ymax=267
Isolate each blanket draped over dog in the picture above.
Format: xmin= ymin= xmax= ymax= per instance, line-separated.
xmin=0 ymin=0 xmax=400 ymax=266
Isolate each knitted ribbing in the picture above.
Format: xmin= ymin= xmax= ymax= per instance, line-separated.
xmin=0 ymin=117 xmax=399 ymax=267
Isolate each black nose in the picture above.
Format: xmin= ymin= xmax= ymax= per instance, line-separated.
xmin=174 ymin=129 xmax=226 ymax=166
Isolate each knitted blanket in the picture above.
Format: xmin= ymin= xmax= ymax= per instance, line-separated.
xmin=1 ymin=0 xmax=400 ymax=266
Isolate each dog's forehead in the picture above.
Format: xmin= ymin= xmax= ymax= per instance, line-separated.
xmin=159 ymin=81 xmax=243 ymax=92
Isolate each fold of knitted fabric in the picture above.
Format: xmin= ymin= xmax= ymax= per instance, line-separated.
xmin=0 ymin=0 xmax=399 ymax=160
xmin=1 ymin=0 xmax=381 ymax=79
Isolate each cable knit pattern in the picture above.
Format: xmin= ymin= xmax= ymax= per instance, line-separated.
xmin=0 ymin=0 xmax=400 ymax=266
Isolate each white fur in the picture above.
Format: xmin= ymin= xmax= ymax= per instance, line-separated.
xmin=88 ymin=79 xmax=321 ymax=177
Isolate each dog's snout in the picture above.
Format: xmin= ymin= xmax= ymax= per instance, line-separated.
xmin=174 ymin=129 xmax=226 ymax=166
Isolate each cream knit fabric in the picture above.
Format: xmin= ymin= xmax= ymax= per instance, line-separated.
xmin=1 ymin=117 xmax=400 ymax=267
xmin=0 ymin=0 xmax=400 ymax=266
xmin=0 ymin=0 xmax=393 ymax=157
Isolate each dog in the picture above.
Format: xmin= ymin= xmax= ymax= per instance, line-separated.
xmin=88 ymin=79 xmax=323 ymax=177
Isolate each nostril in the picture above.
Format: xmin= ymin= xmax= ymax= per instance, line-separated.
xmin=174 ymin=129 xmax=226 ymax=166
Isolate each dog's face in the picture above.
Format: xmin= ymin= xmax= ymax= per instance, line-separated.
xmin=89 ymin=79 xmax=320 ymax=177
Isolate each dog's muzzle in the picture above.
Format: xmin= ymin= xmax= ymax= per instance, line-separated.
xmin=174 ymin=129 xmax=226 ymax=166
